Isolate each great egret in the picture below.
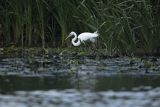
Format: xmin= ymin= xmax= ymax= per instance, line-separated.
xmin=66 ymin=31 xmax=99 ymax=46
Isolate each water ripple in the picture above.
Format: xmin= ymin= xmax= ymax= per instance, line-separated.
xmin=0 ymin=88 xmax=160 ymax=107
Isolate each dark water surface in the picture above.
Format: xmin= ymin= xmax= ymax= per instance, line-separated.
xmin=0 ymin=75 xmax=160 ymax=93
xmin=0 ymin=55 xmax=160 ymax=107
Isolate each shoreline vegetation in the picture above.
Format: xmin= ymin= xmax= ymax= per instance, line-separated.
xmin=0 ymin=47 xmax=160 ymax=58
xmin=0 ymin=0 xmax=160 ymax=56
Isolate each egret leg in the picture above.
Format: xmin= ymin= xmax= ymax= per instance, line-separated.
xmin=80 ymin=41 xmax=88 ymax=52
xmin=81 ymin=41 xmax=86 ymax=45
xmin=91 ymin=42 xmax=98 ymax=56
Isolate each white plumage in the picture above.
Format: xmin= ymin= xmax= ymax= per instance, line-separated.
xmin=66 ymin=31 xmax=99 ymax=46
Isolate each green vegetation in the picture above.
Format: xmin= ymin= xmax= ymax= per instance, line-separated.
xmin=0 ymin=0 xmax=160 ymax=55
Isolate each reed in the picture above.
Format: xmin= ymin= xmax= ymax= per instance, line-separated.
xmin=0 ymin=0 xmax=160 ymax=55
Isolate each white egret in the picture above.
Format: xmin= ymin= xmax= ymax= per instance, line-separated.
xmin=66 ymin=31 xmax=99 ymax=46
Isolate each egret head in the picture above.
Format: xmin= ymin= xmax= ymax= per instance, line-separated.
xmin=65 ymin=31 xmax=76 ymax=40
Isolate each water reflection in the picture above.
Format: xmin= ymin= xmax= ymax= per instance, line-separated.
xmin=0 ymin=75 xmax=72 ymax=93
xmin=1 ymin=75 xmax=160 ymax=93
xmin=95 ymin=75 xmax=160 ymax=91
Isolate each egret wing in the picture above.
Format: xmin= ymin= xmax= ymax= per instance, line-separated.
xmin=89 ymin=38 xmax=96 ymax=42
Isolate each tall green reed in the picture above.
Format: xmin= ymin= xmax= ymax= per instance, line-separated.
xmin=132 ymin=0 xmax=160 ymax=53
xmin=49 ymin=0 xmax=78 ymax=46
xmin=0 ymin=0 xmax=160 ymax=55
xmin=0 ymin=1 xmax=11 ymax=45
xmin=24 ymin=0 xmax=32 ymax=46
xmin=35 ymin=0 xmax=45 ymax=48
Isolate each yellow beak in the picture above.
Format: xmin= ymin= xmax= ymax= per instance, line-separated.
xmin=65 ymin=35 xmax=70 ymax=40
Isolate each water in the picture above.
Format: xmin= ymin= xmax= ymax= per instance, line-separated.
xmin=0 ymin=54 xmax=160 ymax=107
xmin=0 ymin=75 xmax=160 ymax=107
xmin=0 ymin=75 xmax=160 ymax=93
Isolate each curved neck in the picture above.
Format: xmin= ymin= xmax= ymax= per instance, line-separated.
xmin=71 ymin=32 xmax=81 ymax=46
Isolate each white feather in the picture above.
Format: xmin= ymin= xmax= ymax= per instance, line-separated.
xmin=67 ymin=31 xmax=99 ymax=46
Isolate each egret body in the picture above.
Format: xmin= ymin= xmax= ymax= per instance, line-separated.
xmin=66 ymin=31 xmax=99 ymax=46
